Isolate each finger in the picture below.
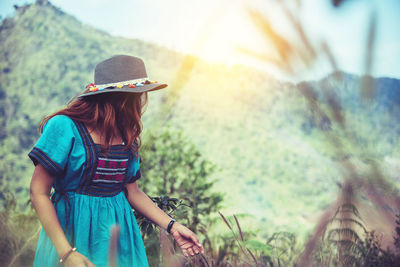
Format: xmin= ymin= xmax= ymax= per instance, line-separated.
xmin=187 ymin=247 xmax=195 ymax=256
xmin=182 ymin=248 xmax=189 ymax=257
xmin=195 ymin=243 xmax=205 ymax=254
xmin=189 ymin=234 xmax=200 ymax=245
xmin=196 ymin=243 xmax=205 ymax=254
xmin=193 ymin=247 xmax=200 ymax=254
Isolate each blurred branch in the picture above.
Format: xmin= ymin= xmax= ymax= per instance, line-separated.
xmin=361 ymin=10 xmax=377 ymax=100
xmin=246 ymin=8 xmax=295 ymax=74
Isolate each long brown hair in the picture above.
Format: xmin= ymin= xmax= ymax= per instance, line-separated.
xmin=40 ymin=92 xmax=148 ymax=153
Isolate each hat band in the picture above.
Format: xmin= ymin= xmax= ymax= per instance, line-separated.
xmin=96 ymin=77 xmax=149 ymax=89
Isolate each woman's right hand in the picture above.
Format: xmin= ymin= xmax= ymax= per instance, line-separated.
xmin=63 ymin=251 xmax=96 ymax=267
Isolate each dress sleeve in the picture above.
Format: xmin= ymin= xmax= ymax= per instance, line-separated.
xmin=28 ymin=115 xmax=75 ymax=177
xmin=126 ymin=152 xmax=141 ymax=183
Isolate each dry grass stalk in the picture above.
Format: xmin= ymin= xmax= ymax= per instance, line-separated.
xmin=246 ymin=8 xmax=295 ymax=73
xmin=219 ymin=211 xmax=233 ymax=230
xmin=234 ymin=215 xmax=244 ymax=242
xmin=218 ymin=211 xmax=258 ymax=266
xmin=108 ymin=224 xmax=120 ymax=267
xmin=246 ymin=248 xmax=258 ymax=266
xmin=277 ymin=1 xmax=316 ymax=61
xmin=7 ymin=226 xmax=41 ymax=267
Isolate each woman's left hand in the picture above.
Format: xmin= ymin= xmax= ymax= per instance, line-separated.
xmin=170 ymin=222 xmax=204 ymax=257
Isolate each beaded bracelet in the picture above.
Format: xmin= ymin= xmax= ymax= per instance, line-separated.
xmin=167 ymin=219 xmax=176 ymax=234
xmin=59 ymin=247 xmax=77 ymax=263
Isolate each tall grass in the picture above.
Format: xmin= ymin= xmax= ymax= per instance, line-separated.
xmin=0 ymin=192 xmax=39 ymax=267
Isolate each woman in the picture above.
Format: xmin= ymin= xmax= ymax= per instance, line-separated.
xmin=29 ymin=55 xmax=204 ymax=266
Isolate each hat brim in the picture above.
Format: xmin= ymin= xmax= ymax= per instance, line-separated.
xmin=78 ymin=83 xmax=167 ymax=98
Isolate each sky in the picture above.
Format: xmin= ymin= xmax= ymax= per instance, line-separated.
xmin=1 ymin=0 xmax=399 ymax=81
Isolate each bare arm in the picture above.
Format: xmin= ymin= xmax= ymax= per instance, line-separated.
xmin=30 ymin=164 xmax=71 ymax=256
xmin=125 ymin=182 xmax=204 ymax=256
xmin=30 ymin=164 xmax=95 ymax=267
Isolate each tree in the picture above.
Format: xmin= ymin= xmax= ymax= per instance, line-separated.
xmin=139 ymin=128 xmax=223 ymax=233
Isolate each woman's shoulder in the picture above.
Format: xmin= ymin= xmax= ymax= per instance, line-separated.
xmin=43 ymin=115 xmax=78 ymax=135
xmin=46 ymin=114 xmax=74 ymax=125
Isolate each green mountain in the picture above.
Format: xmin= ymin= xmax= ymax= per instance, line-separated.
xmin=1 ymin=0 xmax=400 ymax=239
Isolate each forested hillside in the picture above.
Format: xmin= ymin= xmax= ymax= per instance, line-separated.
xmin=1 ymin=0 xmax=400 ymax=240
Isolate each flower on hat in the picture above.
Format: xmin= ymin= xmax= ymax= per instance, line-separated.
xmin=86 ymin=83 xmax=96 ymax=89
xmin=86 ymin=83 xmax=99 ymax=92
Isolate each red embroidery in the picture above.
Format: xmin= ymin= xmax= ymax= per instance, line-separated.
xmin=93 ymin=157 xmax=128 ymax=183
xmin=98 ymin=159 xmax=106 ymax=168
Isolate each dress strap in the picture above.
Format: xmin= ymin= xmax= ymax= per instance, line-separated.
xmin=72 ymin=121 xmax=98 ymax=194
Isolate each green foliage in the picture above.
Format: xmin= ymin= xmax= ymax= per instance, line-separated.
xmin=135 ymin=195 xmax=187 ymax=238
xmin=139 ymin=128 xmax=223 ymax=233
xmin=266 ymin=232 xmax=300 ymax=265
xmin=213 ymin=211 xmax=303 ymax=266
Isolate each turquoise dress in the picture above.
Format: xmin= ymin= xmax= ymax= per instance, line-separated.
xmin=28 ymin=115 xmax=149 ymax=267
